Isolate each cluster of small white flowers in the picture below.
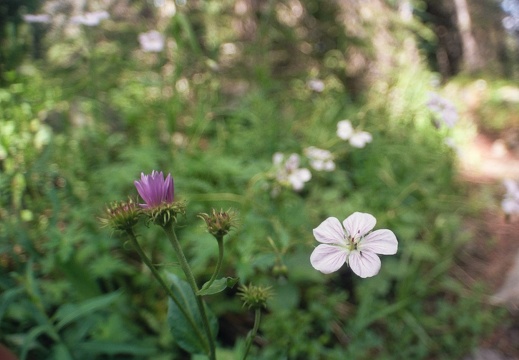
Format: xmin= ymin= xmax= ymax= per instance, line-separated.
xmin=307 ymin=79 xmax=325 ymax=93
xmin=272 ymin=147 xmax=337 ymax=193
xmin=271 ymin=120 xmax=373 ymax=192
xmin=138 ymin=30 xmax=165 ymax=52
xmin=272 ymin=153 xmax=312 ymax=192
xmin=70 ymin=11 xmax=109 ymax=26
xmin=304 ymin=146 xmax=335 ymax=172
xmin=337 ymin=120 xmax=372 ymax=148
xmin=23 ymin=11 xmax=109 ymax=26
xmin=24 ymin=10 xmax=167 ymax=55
xmin=502 ymin=179 xmax=519 ymax=215
xmin=426 ymin=92 xmax=459 ymax=129
xmin=23 ymin=14 xmax=51 ymax=23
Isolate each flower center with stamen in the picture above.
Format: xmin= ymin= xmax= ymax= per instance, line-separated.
xmin=347 ymin=235 xmax=359 ymax=251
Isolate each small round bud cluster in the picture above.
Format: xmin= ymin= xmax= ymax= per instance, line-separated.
xmin=272 ymin=264 xmax=288 ymax=278
xmin=100 ymin=198 xmax=140 ymax=232
xmin=198 ymin=209 xmax=238 ymax=238
xmin=237 ymin=284 xmax=273 ymax=310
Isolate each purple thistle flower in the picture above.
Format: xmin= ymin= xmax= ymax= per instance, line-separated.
xmin=134 ymin=171 xmax=174 ymax=209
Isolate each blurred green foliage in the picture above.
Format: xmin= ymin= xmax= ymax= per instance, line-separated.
xmin=0 ymin=0 xmax=509 ymax=359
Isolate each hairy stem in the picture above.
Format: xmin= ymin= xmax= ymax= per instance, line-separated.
xmin=162 ymin=225 xmax=216 ymax=360
xmin=242 ymin=309 xmax=262 ymax=360
xmin=202 ymin=236 xmax=224 ymax=291
xmin=125 ymin=229 xmax=209 ymax=353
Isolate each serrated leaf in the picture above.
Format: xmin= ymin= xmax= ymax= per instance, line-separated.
xmin=166 ymin=273 xmax=218 ymax=355
xmin=198 ymin=277 xmax=239 ymax=296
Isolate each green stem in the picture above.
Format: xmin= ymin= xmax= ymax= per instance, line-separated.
xmin=242 ymin=309 xmax=262 ymax=360
xmin=202 ymin=236 xmax=224 ymax=291
xmin=162 ymin=225 xmax=216 ymax=360
xmin=125 ymin=229 xmax=209 ymax=353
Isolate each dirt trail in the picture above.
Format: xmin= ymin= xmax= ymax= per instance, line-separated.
xmin=457 ymin=131 xmax=519 ymax=359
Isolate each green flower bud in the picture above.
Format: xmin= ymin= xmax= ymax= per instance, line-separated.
xmin=99 ymin=198 xmax=140 ymax=232
xmin=272 ymin=264 xmax=288 ymax=278
xmin=144 ymin=200 xmax=187 ymax=227
xmin=237 ymin=284 xmax=273 ymax=310
xmin=198 ymin=208 xmax=238 ymax=238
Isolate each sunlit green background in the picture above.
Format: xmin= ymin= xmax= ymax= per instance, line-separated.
xmin=1 ymin=0 xmax=518 ymax=359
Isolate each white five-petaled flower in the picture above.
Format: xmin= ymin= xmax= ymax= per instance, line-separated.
xmin=71 ymin=11 xmax=109 ymax=26
xmin=304 ymin=146 xmax=335 ymax=172
xmin=307 ymin=79 xmax=325 ymax=93
xmin=502 ymin=179 xmax=519 ymax=215
xmin=23 ymin=14 xmax=52 ymax=23
xmin=138 ymin=30 xmax=165 ymax=52
xmin=426 ymin=92 xmax=458 ymax=129
xmin=273 ymin=152 xmax=311 ymax=191
xmin=310 ymin=212 xmax=398 ymax=278
xmin=337 ymin=120 xmax=373 ymax=148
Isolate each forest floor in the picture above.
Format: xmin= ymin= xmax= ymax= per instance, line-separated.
xmin=457 ymin=131 xmax=519 ymax=359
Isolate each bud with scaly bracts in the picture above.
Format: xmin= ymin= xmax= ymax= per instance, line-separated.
xmin=99 ymin=198 xmax=140 ymax=232
xmin=237 ymin=284 xmax=273 ymax=310
xmin=198 ymin=208 xmax=238 ymax=238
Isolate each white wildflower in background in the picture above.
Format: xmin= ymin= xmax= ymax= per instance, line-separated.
xmin=426 ymin=92 xmax=458 ymax=128
xmin=502 ymin=179 xmax=519 ymax=215
xmin=310 ymin=212 xmax=398 ymax=278
xmin=138 ymin=30 xmax=165 ymax=53
xmin=304 ymin=146 xmax=335 ymax=172
xmin=71 ymin=11 xmax=109 ymax=26
xmin=307 ymin=79 xmax=325 ymax=93
xmin=337 ymin=120 xmax=373 ymax=148
xmin=23 ymin=14 xmax=51 ymax=23
xmin=444 ymin=137 xmax=457 ymax=149
xmin=273 ymin=152 xmax=311 ymax=191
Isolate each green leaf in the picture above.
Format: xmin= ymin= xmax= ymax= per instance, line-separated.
xmin=166 ymin=273 xmax=218 ymax=355
xmin=198 ymin=277 xmax=239 ymax=296
xmin=53 ymin=291 xmax=121 ymax=331
xmin=0 ymin=287 xmax=24 ymax=323
xmin=76 ymin=341 xmax=157 ymax=357
xmin=49 ymin=343 xmax=74 ymax=360
xmin=20 ymin=324 xmax=57 ymax=360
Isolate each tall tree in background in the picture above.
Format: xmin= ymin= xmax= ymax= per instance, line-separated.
xmin=452 ymin=0 xmax=483 ymax=72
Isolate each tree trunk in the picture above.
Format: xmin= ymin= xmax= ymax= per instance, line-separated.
xmin=452 ymin=0 xmax=483 ymax=72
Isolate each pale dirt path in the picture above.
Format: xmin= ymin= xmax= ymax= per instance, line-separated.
xmin=457 ymin=131 xmax=519 ymax=359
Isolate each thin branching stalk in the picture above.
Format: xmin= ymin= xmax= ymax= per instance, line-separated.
xmin=125 ymin=229 xmax=209 ymax=354
xmin=242 ymin=309 xmax=262 ymax=360
xmin=162 ymin=225 xmax=216 ymax=360
xmin=202 ymin=235 xmax=224 ymax=291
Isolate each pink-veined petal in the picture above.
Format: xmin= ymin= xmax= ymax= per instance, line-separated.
xmin=348 ymin=250 xmax=381 ymax=278
xmin=359 ymin=229 xmax=398 ymax=255
xmin=313 ymin=217 xmax=346 ymax=245
xmin=343 ymin=212 xmax=376 ymax=239
xmin=310 ymin=244 xmax=348 ymax=274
